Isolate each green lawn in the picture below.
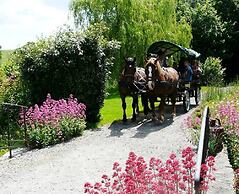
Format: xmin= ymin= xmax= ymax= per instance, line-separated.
xmin=99 ymin=94 xmax=144 ymax=126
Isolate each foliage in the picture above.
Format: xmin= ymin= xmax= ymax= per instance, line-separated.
xmin=190 ymin=1 xmax=227 ymax=59
xmin=224 ymin=133 xmax=239 ymax=169
xmin=177 ymin=0 xmax=239 ymax=80
xmin=213 ymin=0 xmax=239 ymax=57
xmin=0 ymin=50 xmax=13 ymax=67
xmin=70 ymin=0 xmax=192 ymax=82
xmin=13 ymin=27 xmax=119 ymax=123
xmin=208 ymin=119 xmax=224 ymax=157
xmin=177 ymin=0 xmax=227 ymax=59
xmin=0 ymin=56 xmax=29 ymax=135
xmin=200 ymin=57 xmax=225 ymax=86
xmin=84 ymin=147 xmax=216 ymax=193
xmin=21 ymin=94 xmax=86 ymax=148
xmin=216 ymin=99 xmax=239 ymax=169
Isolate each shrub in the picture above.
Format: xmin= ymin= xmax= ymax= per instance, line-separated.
xmin=14 ymin=26 xmax=119 ymax=123
xmin=0 ymin=52 xmax=31 ymax=136
xmin=20 ymin=94 xmax=86 ymax=148
xmin=84 ymin=147 xmax=216 ymax=193
xmin=201 ymin=57 xmax=225 ymax=86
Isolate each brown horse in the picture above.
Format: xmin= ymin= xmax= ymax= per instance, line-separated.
xmin=119 ymin=57 xmax=149 ymax=122
xmin=145 ymin=56 xmax=179 ymax=122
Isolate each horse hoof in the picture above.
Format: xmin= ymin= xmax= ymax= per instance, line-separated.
xmin=145 ymin=114 xmax=151 ymax=120
xmin=171 ymin=113 xmax=176 ymax=118
xmin=152 ymin=116 xmax=157 ymax=122
xmin=123 ymin=118 xmax=127 ymax=123
xmin=158 ymin=116 xmax=164 ymax=123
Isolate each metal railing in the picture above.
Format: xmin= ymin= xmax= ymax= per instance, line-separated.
xmin=0 ymin=102 xmax=28 ymax=158
xmin=194 ymin=106 xmax=210 ymax=193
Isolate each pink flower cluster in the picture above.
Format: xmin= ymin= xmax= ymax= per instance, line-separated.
xmin=218 ymin=100 xmax=239 ymax=136
xmin=184 ymin=116 xmax=201 ymax=130
xmin=84 ymin=147 xmax=215 ymax=194
xmin=20 ymin=94 xmax=86 ymax=127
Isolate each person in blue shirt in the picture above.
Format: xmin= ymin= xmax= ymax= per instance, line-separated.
xmin=177 ymin=58 xmax=193 ymax=82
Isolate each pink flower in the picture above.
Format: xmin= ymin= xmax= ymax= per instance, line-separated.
xmin=84 ymin=147 xmax=216 ymax=194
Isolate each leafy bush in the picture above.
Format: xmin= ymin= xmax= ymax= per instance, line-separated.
xmin=201 ymin=57 xmax=225 ymax=86
xmin=84 ymin=147 xmax=216 ymax=193
xmin=13 ymin=27 xmax=119 ymax=123
xmin=0 ymin=65 xmax=29 ymax=136
xmin=20 ymin=94 xmax=86 ymax=148
xmin=0 ymin=49 xmax=33 ymax=133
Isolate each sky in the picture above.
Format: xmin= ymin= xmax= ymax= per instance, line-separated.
xmin=0 ymin=0 xmax=74 ymax=50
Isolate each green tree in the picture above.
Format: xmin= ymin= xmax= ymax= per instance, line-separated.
xmin=70 ymin=0 xmax=192 ymax=81
xmin=191 ymin=1 xmax=226 ymax=59
xmin=213 ymin=0 xmax=239 ymax=80
xmin=177 ymin=0 xmax=226 ymax=59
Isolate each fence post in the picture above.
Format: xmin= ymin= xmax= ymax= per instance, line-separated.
xmin=6 ymin=106 xmax=13 ymax=158
xmin=194 ymin=106 xmax=210 ymax=193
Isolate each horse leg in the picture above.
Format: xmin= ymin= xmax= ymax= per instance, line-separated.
xmin=131 ymin=95 xmax=137 ymax=122
xmin=141 ymin=93 xmax=149 ymax=115
xmin=135 ymin=95 xmax=139 ymax=115
xmin=121 ymin=96 xmax=127 ymax=122
xmin=171 ymin=94 xmax=177 ymax=119
xmin=159 ymin=97 xmax=165 ymax=122
xmin=149 ymin=96 xmax=156 ymax=121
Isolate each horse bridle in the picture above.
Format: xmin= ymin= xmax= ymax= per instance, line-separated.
xmin=146 ymin=63 xmax=157 ymax=81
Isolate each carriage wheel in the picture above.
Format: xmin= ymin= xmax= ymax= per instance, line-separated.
xmin=195 ymin=87 xmax=201 ymax=105
xmin=183 ymin=90 xmax=190 ymax=112
xmin=165 ymin=97 xmax=170 ymax=105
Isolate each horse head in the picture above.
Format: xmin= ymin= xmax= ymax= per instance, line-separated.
xmin=123 ymin=57 xmax=136 ymax=84
xmin=145 ymin=57 xmax=159 ymax=90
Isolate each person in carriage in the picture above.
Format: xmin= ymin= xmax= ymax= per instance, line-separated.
xmin=191 ymin=59 xmax=202 ymax=82
xmin=177 ymin=57 xmax=193 ymax=83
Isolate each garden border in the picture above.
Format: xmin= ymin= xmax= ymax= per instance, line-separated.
xmin=194 ymin=106 xmax=210 ymax=193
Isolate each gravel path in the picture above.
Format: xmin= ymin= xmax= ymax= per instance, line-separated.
xmin=0 ymin=103 xmax=235 ymax=194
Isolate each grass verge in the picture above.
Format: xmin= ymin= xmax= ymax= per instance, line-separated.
xmin=99 ymin=94 xmax=144 ymax=126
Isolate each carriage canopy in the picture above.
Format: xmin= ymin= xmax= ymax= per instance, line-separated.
xmin=147 ymin=40 xmax=201 ymax=59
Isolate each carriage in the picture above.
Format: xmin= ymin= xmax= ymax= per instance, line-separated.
xmin=146 ymin=40 xmax=202 ymax=113
xmin=119 ymin=40 xmax=201 ymax=122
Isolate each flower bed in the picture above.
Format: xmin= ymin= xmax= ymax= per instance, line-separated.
xmin=185 ymin=88 xmax=239 ymax=192
xmin=84 ymin=147 xmax=215 ymax=194
xmin=20 ymin=94 xmax=86 ymax=148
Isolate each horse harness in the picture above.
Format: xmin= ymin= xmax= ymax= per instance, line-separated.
xmin=120 ymin=68 xmax=147 ymax=94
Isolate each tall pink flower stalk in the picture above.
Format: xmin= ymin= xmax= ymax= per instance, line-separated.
xmin=84 ymin=147 xmax=215 ymax=194
xmin=218 ymin=100 xmax=239 ymax=136
xmin=20 ymin=94 xmax=86 ymax=127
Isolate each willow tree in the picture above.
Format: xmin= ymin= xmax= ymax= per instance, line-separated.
xmin=70 ymin=0 xmax=192 ymax=81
